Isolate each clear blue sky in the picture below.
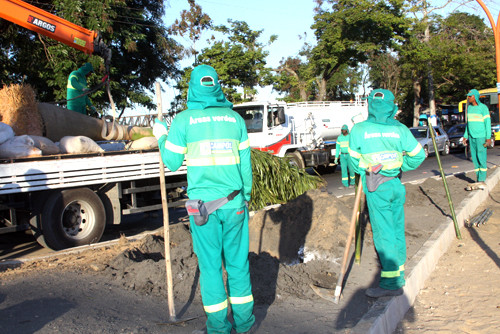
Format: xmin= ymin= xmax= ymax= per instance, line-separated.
xmin=164 ymin=0 xmax=317 ymax=68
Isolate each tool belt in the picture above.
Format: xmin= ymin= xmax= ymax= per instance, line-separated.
xmin=185 ymin=190 xmax=240 ymax=226
xmin=365 ymin=164 xmax=401 ymax=192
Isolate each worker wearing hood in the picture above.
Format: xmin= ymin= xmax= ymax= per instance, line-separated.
xmin=66 ymin=62 xmax=97 ymax=115
xmin=349 ymin=89 xmax=425 ymax=298
xmin=463 ymin=89 xmax=491 ymax=183
xmin=154 ymin=65 xmax=254 ymax=334
xmin=334 ymin=124 xmax=355 ymax=188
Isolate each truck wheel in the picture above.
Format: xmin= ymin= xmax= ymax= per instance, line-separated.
xmin=286 ymin=151 xmax=305 ymax=169
xmin=39 ymin=188 xmax=106 ymax=250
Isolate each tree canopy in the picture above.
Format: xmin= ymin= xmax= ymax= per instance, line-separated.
xmin=0 ymin=0 xmax=182 ymax=114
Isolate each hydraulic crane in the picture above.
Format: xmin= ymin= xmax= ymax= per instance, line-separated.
xmin=0 ymin=0 xmax=111 ymax=71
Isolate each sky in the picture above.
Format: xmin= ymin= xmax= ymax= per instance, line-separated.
xmin=156 ymin=0 xmax=317 ymax=107
xmin=128 ymin=0 xmax=499 ymax=116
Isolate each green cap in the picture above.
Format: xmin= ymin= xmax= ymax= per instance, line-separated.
xmin=467 ymin=89 xmax=479 ymax=96
xmin=341 ymin=124 xmax=348 ymax=130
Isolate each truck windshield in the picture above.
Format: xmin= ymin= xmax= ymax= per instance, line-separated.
xmin=233 ymin=106 xmax=264 ymax=133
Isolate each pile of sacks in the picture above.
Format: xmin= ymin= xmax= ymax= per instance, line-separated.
xmin=0 ymin=121 xmax=159 ymax=159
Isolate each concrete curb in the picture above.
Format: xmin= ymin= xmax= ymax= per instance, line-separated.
xmin=351 ymin=167 xmax=500 ymax=334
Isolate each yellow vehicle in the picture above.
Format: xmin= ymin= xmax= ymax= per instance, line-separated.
xmin=459 ymin=88 xmax=500 ymax=142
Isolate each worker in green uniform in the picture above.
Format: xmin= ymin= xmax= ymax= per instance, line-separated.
xmin=348 ymin=89 xmax=425 ymax=298
xmin=66 ymin=62 xmax=97 ymax=115
xmin=463 ymin=89 xmax=491 ymax=183
xmin=334 ymin=124 xmax=355 ymax=188
xmin=153 ymin=65 xmax=255 ymax=334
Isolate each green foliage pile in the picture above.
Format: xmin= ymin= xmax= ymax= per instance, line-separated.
xmin=249 ymin=149 xmax=325 ymax=211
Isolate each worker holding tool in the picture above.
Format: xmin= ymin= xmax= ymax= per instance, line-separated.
xmin=348 ymin=89 xmax=425 ymax=298
xmin=334 ymin=124 xmax=355 ymax=188
xmin=462 ymin=89 xmax=491 ymax=184
xmin=66 ymin=62 xmax=98 ymax=116
xmin=154 ymin=65 xmax=255 ymax=334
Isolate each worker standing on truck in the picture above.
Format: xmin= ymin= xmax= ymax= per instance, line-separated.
xmin=66 ymin=62 xmax=98 ymax=116
xmin=153 ymin=65 xmax=255 ymax=334
xmin=334 ymin=124 xmax=355 ymax=188
xmin=462 ymin=89 xmax=491 ymax=184
xmin=348 ymin=89 xmax=425 ymax=298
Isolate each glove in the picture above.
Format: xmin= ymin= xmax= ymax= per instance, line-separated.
xmin=153 ymin=118 xmax=168 ymax=140
xmin=334 ymin=157 xmax=339 ymax=164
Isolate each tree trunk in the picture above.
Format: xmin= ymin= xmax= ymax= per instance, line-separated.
xmin=316 ymin=77 xmax=327 ymax=101
xmin=413 ymin=79 xmax=422 ymax=127
xmin=425 ymin=25 xmax=437 ymax=122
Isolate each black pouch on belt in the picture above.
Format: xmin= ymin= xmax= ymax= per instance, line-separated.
xmin=185 ymin=190 xmax=240 ymax=226
xmin=365 ymin=164 xmax=397 ymax=192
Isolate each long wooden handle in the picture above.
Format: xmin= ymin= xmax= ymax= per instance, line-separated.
xmin=334 ymin=182 xmax=364 ymax=303
xmin=155 ymin=82 xmax=177 ymax=320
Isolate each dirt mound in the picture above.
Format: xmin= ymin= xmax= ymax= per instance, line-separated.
xmin=101 ymin=189 xmax=352 ymax=305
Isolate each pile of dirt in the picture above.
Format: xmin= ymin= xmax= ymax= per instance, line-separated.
xmin=103 ymin=188 xmax=353 ymax=305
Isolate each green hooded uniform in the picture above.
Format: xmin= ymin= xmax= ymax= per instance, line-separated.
xmin=349 ymin=89 xmax=425 ymax=291
xmin=464 ymin=89 xmax=491 ymax=182
xmin=66 ymin=62 xmax=95 ymax=115
xmin=335 ymin=124 xmax=355 ymax=187
xmin=157 ymin=65 xmax=254 ymax=334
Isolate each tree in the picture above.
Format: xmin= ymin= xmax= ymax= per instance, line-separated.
xmin=430 ymin=12 xmax=496 ymax=102
xmin=0 ymin=0 xmax=183 ymax=113
xmin=310 ymin=0 xmax=408 ymax=100
xmin=174 ymin=19 xmax=276 ymax=104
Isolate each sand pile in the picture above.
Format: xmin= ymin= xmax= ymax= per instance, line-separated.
xmin=103 ymin=189 xmax=354 ymax=305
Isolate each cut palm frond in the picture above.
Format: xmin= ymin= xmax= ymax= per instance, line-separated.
xmin=250 ymin=149 xmax=326 ymax=211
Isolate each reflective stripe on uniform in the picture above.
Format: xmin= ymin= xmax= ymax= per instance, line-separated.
xmin=228 ymin=294 xmax=253 ymax=305
xmin=187 ymin=156 xmax=240 ymax=166
xmin=381 ymin=264 xmax=405 ymax=278
xmin=239 ymin=139 xmax=250 ymax=150
xmin=204 ymin=299 xmax=228 ymax=313
xmin=480 ymin=168 xmax=488 ymax=172
xmin=67 ymin=75 xmax=79 ymax=89
xmin=468 ymin=114 xmax=484 ymax=122
xmin=349 ymin=148 xmax=361 ymax=159
xmin=407 ymin=144 xmax=423 ymax=157
xmin=165 ymin=140 xmax=187 ymax=154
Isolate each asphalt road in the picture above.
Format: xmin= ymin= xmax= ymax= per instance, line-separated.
xmin=2 ymin=146 xmax=500 ymax=262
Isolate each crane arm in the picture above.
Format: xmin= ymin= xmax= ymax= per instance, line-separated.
xmin=0 ymin=0 xmax=111 ymax=69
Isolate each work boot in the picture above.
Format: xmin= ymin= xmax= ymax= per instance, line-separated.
xmin=365 ymin=287 xmax=404 ymax=298
xmin=348 ymin=185 xmax=354 ymax=188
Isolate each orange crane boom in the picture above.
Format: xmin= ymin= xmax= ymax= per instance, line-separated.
xmin=0 ymin=0 xmax=111 ymax=67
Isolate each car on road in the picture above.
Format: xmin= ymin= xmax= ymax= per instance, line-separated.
xmin=446 ymin=123 xmax=495 ymax=152
xmin=409 ymin=126 xmax=450 ymax=158
xmin=446 ymin=123 xmax=467 ymax=151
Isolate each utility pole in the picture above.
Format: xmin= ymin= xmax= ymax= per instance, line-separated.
xmin=475 ymin=1 xmax=500 ymax=106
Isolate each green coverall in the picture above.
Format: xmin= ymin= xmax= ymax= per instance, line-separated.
xmin=349 ymin=89 xmax=425 ymax=290
xmin=335 ymin=127 xmax=355 ymax=187
xmin=66 ymin=62 xmax=95 ymax=115
xmin=464 ymin=89 xmax=491 ymax=182
xmin=157 ymin=65 xmax=254 ymax=334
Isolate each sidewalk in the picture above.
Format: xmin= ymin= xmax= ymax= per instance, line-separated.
xmin=351 ymin=167 xmax=500 ymax=334
xmin=396 ymin=179 xmax=500 ymax=333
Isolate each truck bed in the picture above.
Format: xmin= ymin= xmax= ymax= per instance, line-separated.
xmin=0 ymin=150 xmax=187 ymax=195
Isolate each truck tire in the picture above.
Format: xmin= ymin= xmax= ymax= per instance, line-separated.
xmin=286 ymin=151 xmax=305 ymax=169
xmin=38 ymin=188 xmax=106 ymax=250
